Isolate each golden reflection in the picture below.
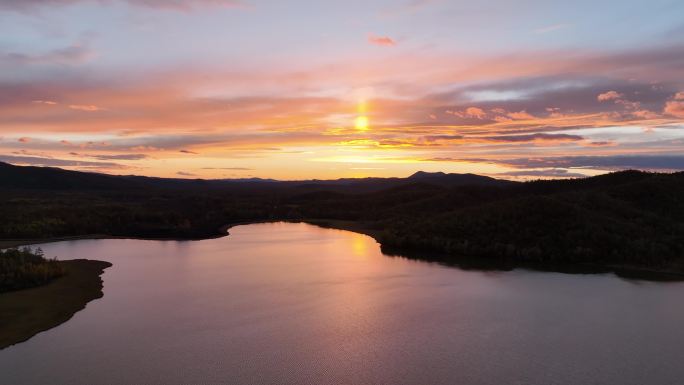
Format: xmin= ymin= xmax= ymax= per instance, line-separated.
xmin=350 ymin=233 xmax=369 ymax=257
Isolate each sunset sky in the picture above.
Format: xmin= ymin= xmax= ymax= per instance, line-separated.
xmin=1 ymin=0 xmax=684 ymax=180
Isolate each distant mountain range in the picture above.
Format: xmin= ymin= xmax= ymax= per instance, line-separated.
xmin=0 ymin=162 xmax=512 ymax=192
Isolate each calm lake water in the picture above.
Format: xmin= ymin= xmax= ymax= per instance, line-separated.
xmin=2 ymin=222 xmax=684 ymax=385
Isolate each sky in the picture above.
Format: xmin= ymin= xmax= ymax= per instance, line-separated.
xmin=1 ymin=0 xmax=684 ymax=180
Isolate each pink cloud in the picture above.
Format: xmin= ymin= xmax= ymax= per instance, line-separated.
xmin=597 ymin=91 xmax=623 ymax=102
xmin=465 ymin=107 xmax=486 ymax=119
xmin=615 ymin=98 xmax=640 ymax=110
xmin=596 ymin=90 xmax=642 ymax=111
xmin=368 ymin=34 xmax=396 ymax=47
xmin=445 ymin=110 xmax=464 ymax=118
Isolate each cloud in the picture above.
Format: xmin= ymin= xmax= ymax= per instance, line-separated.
xmin=481 ymin=133 xmax=583 ymax=143
xmin=0 ymin=44 xmax=93 ymax=65
xmin=631 ymin=109 xmax=660 ymax=119
xmin=1 ymin=42 xmax=684 ymax=178
xmin=69 ymin=152 xmax=148 ymax=160
xmin=506 ymin=110 xmax=535 ymax=120
xmin=179 ymin=149 xmax=198 ymax=154
xmin=176 ymin=171 xmax=198 ymax=177
xmin=201 ymin=167 xmax=253 ymax=170
xmin=69 ymin=104 xmax=102 ymax=111
xmin=0 ymin=154 xmax=126 ymax=169
xmin=534 ymin=23 xmax=571 ymax=34
xmin=436 ymin=155 xmax=684 ymax=171
xmin=597 ymin=91 xmax=624 ymax=102
xmin=465 ymin=107 xmax=486 ymax=119
xmin=595 ymin=89 xmax=645 ymax=113
xmin=675 ymin=92 xmax=684 ymax=101
xmin=423 ymin=135 xmax=464 ymax=142
xmin=664 ymin=101 xmax=684 ymax=118
xmin=0 ymin=0 xmax=245 ymax=12
xmin=496 ymin=169 xmax=588 ymax=178
xmin=585 ymin=141 xmax=617 ymax=147
xmin=18 ymin=137 xmax=31 ymax=143
xmin=131 ymin=0 xmax=244 ymax=9
xmin=32 ymin=100 xmax=58 ymax=105
xmin=368 ymin=34 xmax=396 ymax=46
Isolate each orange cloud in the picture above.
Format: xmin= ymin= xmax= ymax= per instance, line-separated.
xmin=632 ymin=110 xmax=659 ymax=119
xmin=664 ymin=101 xmax=684 ymax=118
xmin=494 ymin=116 xmax=512 ymax=123
xmin=507 ymin=110 xmax=535 ymax=120
xmin=2 ymin=43 xmax=684 ymax=179
xmin=368 ymin=34 xmax=396 ymax=46
xmin=465 ymin=107 xmax=486 ymax=119
xmin=69 ymin=104 xmax=103 ymax=112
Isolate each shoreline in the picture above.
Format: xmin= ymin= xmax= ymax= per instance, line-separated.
xmin=297 ymin=219 xmax=684 ymax=281
xmin=0 ymin=259 xmax=112 ymax=350
xmin=0 ymin=220 xmax=278 ymax=250
xmin=2 ymin=219 xmax=684 ymax=281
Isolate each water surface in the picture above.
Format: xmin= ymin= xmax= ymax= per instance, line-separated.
xmin=2 ymin=222 xmax=683 ymax=385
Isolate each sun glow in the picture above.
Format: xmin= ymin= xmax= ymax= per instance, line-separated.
xmin=355 ymin=115 xmax=369 ymax=131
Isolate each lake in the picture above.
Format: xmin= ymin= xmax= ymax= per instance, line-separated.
xmin=2 ymin=222 xmax=684 ymax=385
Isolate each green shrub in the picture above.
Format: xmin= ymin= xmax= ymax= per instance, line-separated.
xmin=0 ymin=247 xmax=65 ymax=292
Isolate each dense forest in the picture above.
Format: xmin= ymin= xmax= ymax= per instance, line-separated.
xmin=0 ymin=248 xmax=65 ymax=293
xmin=2 ymin=162 xmax=684 ymax=274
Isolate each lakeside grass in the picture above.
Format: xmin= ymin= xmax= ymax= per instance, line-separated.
xmin=0 ymin=259 xmax=111 ymax=350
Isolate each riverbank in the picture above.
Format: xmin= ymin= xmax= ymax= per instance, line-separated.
xmin=0 ymin=228 xmax=234 ymax=250
xmin=294 ymin=219 xmax=684 ymax=281
xmin=0 ymin=259 xmax=112 ymax=350
xmin=3 ymin=219 xmax=684 ymax=281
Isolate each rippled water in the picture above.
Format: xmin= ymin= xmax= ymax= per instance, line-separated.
xmin=2 ymin=222 xmax=684 ymax=385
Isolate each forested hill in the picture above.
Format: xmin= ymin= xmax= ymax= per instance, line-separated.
xmin=2 ymin=162 xmax=684 ymax=276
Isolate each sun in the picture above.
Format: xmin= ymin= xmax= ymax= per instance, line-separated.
xmin=355 ymin=115 xmax=369 ymax=131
